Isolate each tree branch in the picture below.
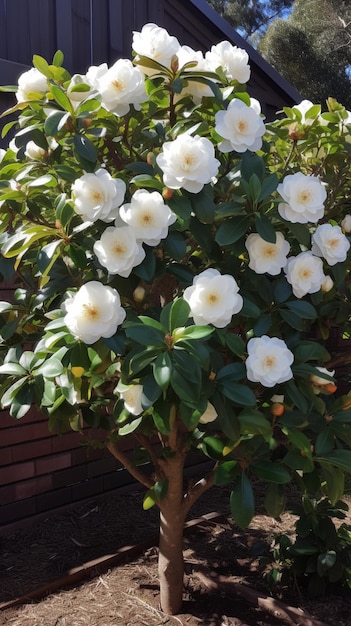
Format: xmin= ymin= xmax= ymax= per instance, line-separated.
xmin=183 ymin=465 xmax=217 ymax=516
xmin=106 ymin=439 xmax=154 ymax=490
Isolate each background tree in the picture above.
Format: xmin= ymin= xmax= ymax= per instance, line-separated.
xmin=207 ymin=0 xmax=294 ymax=44
xmin=259 ymin=0 xmax=351 ymax=108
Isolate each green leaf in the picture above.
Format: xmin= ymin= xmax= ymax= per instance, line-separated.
xmin=294 ymin=341 xmax=330 ymax=363
xmin=52 ymin=50 xmax=64 ymax=67
xmin=315 ymin=427 xmax=334 ymax=455
xmin=219 ymin=381 xmax=256 ymax=406
xmin=250 ymin=461 xmax=291 ymax=484
xmin=216 ymin=362 xmax=246 ymax=381
xmin=319 ymin=450 xmax=351 ymax=474
xmin=50 ymin=84 xmax=74 ymax=113
xmin=153 ymin=352 xmax=172 ymax=390
xmin=279 ymin=308 xmax=306 ymax=331
xmin=133 ymin=246 xmax=156 ymax=281
xmin=143 ymin=489 xmax=157 ymax=510
xmin=171 ymin=363 xmax=201 ymax=403
xmin=154 ymin=478 xmax=169 ymax=500
xmin=259 ymin=173 xmax=279 ymax=201
xmin=284 ymin=380 xmax=310 ymax=413
xmin=191 ymin=185 xmax=216 ymax=223
xmin=35 ymin=358 xmax=64 ymax=378
xmin=38 ymin=239 xmax=62 ymax=276
xmin=119 ymin=416 xmax=143 ymax=436
xmin=163 ymin=231 xmax=186 ymax=260
xmin=175 ymin=325 xmax=213 ymax=341
xmin=10 ymin=382 xmax=33 ymax=419
xmin=230 ymin=472 xmax=255 ymax=529
xmin=283 ymin=301 xmax=317 ymax=320
xmin=264 ymin=483 xmax=286 ymax=518
xmin=73 ymin=134 xmax=97 ymax=163
xmin=1 ymin=377 xmax=29 ymax=408
xmin=224 ymin=333 xmax=246 ymax=357
xmin=215 ymin=216 xmax=250 ymax=246
xmin=254 ymin=214 xmax=276 ymax=243
xmin=131 ymin=174 xmax=163 ymax=191
xmin=238 ymin=410 xmax=272 ymax=436
xmin=167 ymin=193 xmax=192 ymax=220
xmin=0 ymin=363 xmax=27 ymax=376
xmin=32 ymin=54 xmax=53 ymax=79
xmin=125 ymin=347 xmax=162 ymax=377
xmin=215 ymin=460 xmax=238 ymax=485
xmin=125 ymin=324 xmax=165 ymax=347
xmin=169 ymin=298 xmax=190 ymax=333
xmin=317 ymin=551 xmax=336 ymax=577
xmin=44 ymin=111 xmax=70 ymax=135
xmin=321 ymin=465 xmax=344 ymax=505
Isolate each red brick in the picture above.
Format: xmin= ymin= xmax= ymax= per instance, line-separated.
xmin=15 ymin=475 xmax=53 ymax=500
xmin=0 ymin=483 xmax=17 ymax=505
xmin=12 ymin=438 xmax=52 ymax=463
xmin=35 ymin=452 xmax=72 ymax=475
xmin=51 ymin=430 xmax=82 ymax=452
xmin=0 ymin=447 xmax=12 ymax=466
xmin=0 ymin=421 xmax=51 ymax=446
xmin=0 ymin=461 xmax=35 ymax=486
xmin=53 ymin=464 xmax=88 ymax=489
xmin=36 ymin=486 xmax=73 ymax=513
xmin=0 ymin=406 xmax=46 ymax=430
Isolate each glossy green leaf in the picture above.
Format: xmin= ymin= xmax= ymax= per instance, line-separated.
xmin=153 ymin=352 xmax=172 ymax=390
xmin=220 ymin=382 xmax=256 ymax=407
xmin=238 ymin=410 xmax=272 ymax=436
xmin=215 ymin=216 xmax=250 ymax=246
xmin=250 ymin=461 xmax=291 ymax=484
xmin=230 ymin=472 xmax=255 ymax=529
xmin=169 ymin=298 xmax=190 ymax=333
xmin=0 ymin=363 xmax=27 ymax=376
xmin=264 ymin=483 xmax=286 ymax=518
xmin=319 ymin=449 xmax=351 ymax=474
xmin=73 ymin=134 xmax=97 ymax=163
xmin=215 ymin=460 xmax=238 ymax=485
xmin=50 ymin=84 xmax=74 ymax=113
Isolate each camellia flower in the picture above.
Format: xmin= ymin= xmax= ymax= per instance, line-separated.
xmin=176 ymin=46 xmax=214 ymax=103
xmin=205 ymin=41 xmax=250 ymax=84
xmin=156 ymin=133 xmax=220 ymax=193
xmin=245 ymin=335 xmax=294 ymax=387
xmin=214 ymin=97 xmax=265 ymax=153
xmin=93 ymin=225 xmax=145 ymax=277
xmin=24 ymin=141 xmax=47 ymax=160
xmin=341 ymin=214 xmax=351 ymax=233
xmin=292 ymin=99 xmax=315 ymax=124
xmin=310 ymin=367 xmax=336 ymax=394
xmin=277 ymin=172 xmax=326 ymax=224
xmin=67 ymin=74 xmax=93 ymax=109
xmin=16 ymin=67 xmax=48 ymax=102
xmin=132 ymin=23 xmax=180 ymax=74
xmin=94 ymin=59 xmax=147 ymax=116
xmin=63 ymin=281 xmax=126 ymax=344
xmin=199 ymin=402 xmax=218 ymax=424
xmin=183 ymin=268 xmax=243 ymax=327
xmin=321 ymin=275 xmax=334 ymax=293
xmin=245 ymin=231 xmax=290 ymax=275
xmin=72 ymin=169 xmax=126 ymax=223
xmin=117 ymin=382 xmax=144 ymax=415
xmin=284 ymin=251 xmax=325 ymax=298
xmin=119 ymin=189 xmax=176 ymax=246
xmin=312 ymin=223 xmax=350 ymax=265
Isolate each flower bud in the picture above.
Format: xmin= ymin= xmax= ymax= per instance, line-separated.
xmin=341 ymin=214 xmax=351 ymax=233
xmin=133 ymin=286 xmax=146 ymax=303
xmin=162 ymin=187 xmax=173 ymax=200
xmin=271 ymin=402 xmax=285 ymax=417
xmin=288 ymin=122 xmax=305 ymax=141
xmin=321 ymin=276 xmax=334 ymax=293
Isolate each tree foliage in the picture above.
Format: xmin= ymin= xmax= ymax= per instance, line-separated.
xmin=1 ymin=22 xmax=351 ymax=612
xmin=260 ymin=0 xmax=351 ymax=107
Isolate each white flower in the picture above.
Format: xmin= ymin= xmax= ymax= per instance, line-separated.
xmin=156 ymin=133 xmax=220 ymax=193
xmin=205 ymin=41 xmax=250 ymax=84
xmin=277 ymin=172 xmax=326 ymax=224
xmin=183 ymin=268 xmax=243 ymax=328
xmin=0 ymin=149 xmax=6 ymax=162
xmin=117 ymin=382 xmax=144 ymax=415
xmin=67 ymin=74 xmax=93 ymax=109
xmin=24 ymin=141 xmax=46 ymax=160
xmin=72 ymin=169 xmax=126 ymax=223
xmin=284 ymin=251 xmax=325 ymax=298
xmin=132 ymin=23 xmax=180 ymax=74
xmin=292 ymin=100 xmax=315 ymax=124
xmin=16 ymin=67 xmax=48 ymax=102
xmin=321 ymin=275 xmax=334 ymax=293
xmin=245 ymin=232 xmax=290 ymax=275
xmin=246 ymin=335 xmax=294 ymax=387
xmin=215 ymin=98 xmax=265 ymax=153
xmin=63 ymin=281 xmax=126 ymax=344
xmin=310 ymin=366 xmax=335 ymax=388
xmin=95 ymin=59 xmax=147 ymax=116
xmin=341 ymin=214 xmax=351 ymax=233
xmin=312 ymin=223 xmax=350 ymax=266
xmin=85 ymin=63 xmax=109 ymax=89
xmin=119 ymin=189 xmax=176 ymax=246
xmin=199 ymin=402 xmax=218 ymax=424
xmin=93 ymin=225 xmax=145 ymax=277
xmin=176 ymin=46 xmax=214 ymax=103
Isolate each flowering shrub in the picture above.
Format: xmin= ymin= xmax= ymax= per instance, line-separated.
xmin=1 ymin=25 xmax=351 ymax=614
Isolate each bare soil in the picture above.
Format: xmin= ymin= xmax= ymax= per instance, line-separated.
xmin=0 ymin=482 xmax=351 ymax=626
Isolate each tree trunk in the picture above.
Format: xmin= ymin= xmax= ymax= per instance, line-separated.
xmin=158 ymin=454 xmax=186 ymax=614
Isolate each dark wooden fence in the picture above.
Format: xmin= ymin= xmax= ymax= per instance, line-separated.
xmin=0 ymin=0 xmax=301 ymax=531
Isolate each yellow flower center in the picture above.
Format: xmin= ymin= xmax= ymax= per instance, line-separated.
xmin=207 ymin=292 xmax=219 ymax=304
xmin=183 ymin=153 xmax=196 ymax=169
xmin=297 ymin=189 xmax=312 ymax=203
xmin=264 ymin=355 xmax=276 ymax=369
xmin=82 ymin=303 xmax=100 ymax=319
xmin=237 ymin=119 xmax=248 ymax=133
xmin=90 ymin=190 xmax=104 ymax=202
xmin=263 ymin=244 xmax=276 ymax=258
xmin=113 ymin=243 xmax=127 ymax=256
xmin=113 ymin=79 xmax=125 ymax=92
xmin=298 ymin=267 xmax=312 ymax=279
xmin=328 ymin=237 xmax=339 ymax=248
